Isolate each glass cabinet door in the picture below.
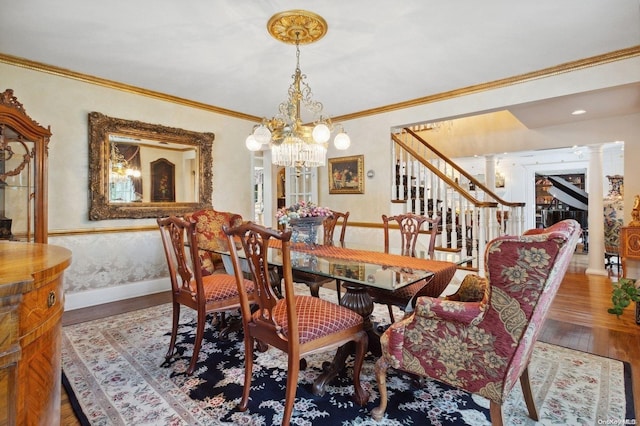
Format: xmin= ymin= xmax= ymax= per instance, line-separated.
xmin=0 ymin=129 xmax=35 ymax=240
xmin=0 ymin=89 xmax=50 ymax=243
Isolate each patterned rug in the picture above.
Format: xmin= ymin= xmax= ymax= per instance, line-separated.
xmin=62 ymin=284 xmax=635 ymax=425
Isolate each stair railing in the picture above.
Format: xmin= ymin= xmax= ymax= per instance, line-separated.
xmin=391 ymin=127 xmax=526 ymax=275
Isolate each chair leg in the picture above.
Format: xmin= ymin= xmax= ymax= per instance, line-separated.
xmin=489 ymin=401 xmax=504 ymax=426
xmin=282 ymin=352 xmax=300 ymax=426
xmin=352 ymin=331 xmax=370 ymax=406
xmin=520 ymin=367 xmax=539 ymax=421
xmin=309 ymin=282 xmax=321 ymax=298
xmin=335 ymin=279 xmax=342 ymax=305
xmin=165 ymin=302 xmax=180 ymax=360
xmin=237 ymin=334 xmax=254 ymax=412
xmin=387 ymin=304 xmax=395 ymax=323
xmin=187 ymin=309 xmax=206 ymax=375
xmin=371 ymin=356 xmax=390 ymax=421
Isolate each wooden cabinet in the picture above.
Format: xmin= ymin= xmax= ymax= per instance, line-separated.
xmin=0 ymin=241 xmax=71 ymax=425
xmin=620 ymin=226 xmax=640 ymax=278
xmin=0 ymin=89 xmax=51 ymax=243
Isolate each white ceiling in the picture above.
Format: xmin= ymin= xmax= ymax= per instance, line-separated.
xmin=1 ymin=0 xmax=639 ymax=127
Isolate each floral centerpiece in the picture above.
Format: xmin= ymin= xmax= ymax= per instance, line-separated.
xmin=276 ymin=201 xmax=332 ymax=246
xmin=276 ymin=200 xmax=333 ymax=226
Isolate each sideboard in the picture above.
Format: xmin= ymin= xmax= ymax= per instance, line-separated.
xmin=0 ymin=241 xmax=72 ymax=425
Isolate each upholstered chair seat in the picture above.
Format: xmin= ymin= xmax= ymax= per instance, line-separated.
xmin=195 ymin=274 xmax=255 ymax=302
xmin=267 ymin=295 xmax=363 ymax=344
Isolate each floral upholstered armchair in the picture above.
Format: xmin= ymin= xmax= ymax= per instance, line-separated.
xmin=184 ymin=209 xmax=243 ymax=275
xmin=372 ymin=219 xmax=581 ymax=426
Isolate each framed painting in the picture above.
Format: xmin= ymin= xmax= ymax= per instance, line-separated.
xmin=328 ymin=155 xmax=364 ymax=194
xmin=151 ymin=158 xmax=176 ymax=202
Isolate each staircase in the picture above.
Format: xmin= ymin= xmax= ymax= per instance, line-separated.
xmin=391 ymin=127 xmax=525 ymax=275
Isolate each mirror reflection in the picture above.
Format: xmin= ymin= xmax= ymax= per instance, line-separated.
xmin=108 ymin=135 xmax=199 ymax=203
xmin=89 ymin=112 xmax=214 ymax=220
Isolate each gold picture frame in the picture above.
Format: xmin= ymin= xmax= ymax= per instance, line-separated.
xmin=329 ymin=262 xmax=366 ymax=281
xmin=328 ymin=155 xmax=364 ymax=194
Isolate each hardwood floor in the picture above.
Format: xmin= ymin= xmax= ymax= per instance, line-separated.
xmin=60 ymin=254 xmax=638 ymax=424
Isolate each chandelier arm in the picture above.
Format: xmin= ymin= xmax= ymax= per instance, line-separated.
xmin=247 ymin=10 xmax=351 ymax=168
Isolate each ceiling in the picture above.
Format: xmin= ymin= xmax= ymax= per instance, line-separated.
xmin=1 ymin=1 xmax=639 ymax=128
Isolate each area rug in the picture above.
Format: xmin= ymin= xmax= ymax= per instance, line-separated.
xmin=62 ymin=285 xmax=635 ymax=425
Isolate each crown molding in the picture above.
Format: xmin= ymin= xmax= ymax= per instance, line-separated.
xmin=0 ymin=52 xmax=261 ymax=122
xmin=332 ymin=45 xmax=640 ymax=122
xmin=2 ymin=45 xmax=639 ymax=123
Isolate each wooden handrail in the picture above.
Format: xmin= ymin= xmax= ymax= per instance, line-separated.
xmin=402 ymin=127 xmax=525 ymax=208
xmin=392 ymin=133 xmax=498 ymax=208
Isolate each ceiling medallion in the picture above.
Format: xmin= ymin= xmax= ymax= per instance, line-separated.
xmin=246 ymin=10 xmax=350 ymax=173
xmin=267 ymin=10 xmax=328 ymax=45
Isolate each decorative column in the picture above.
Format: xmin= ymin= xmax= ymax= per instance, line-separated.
xmin=586 ymin=145 xmax=607 ymax=276
xmin=485 ymin=155 xmax=496 ymax=189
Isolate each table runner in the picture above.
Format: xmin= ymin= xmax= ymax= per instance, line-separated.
xmin=268 ymin=239 xmax=458 ymax=292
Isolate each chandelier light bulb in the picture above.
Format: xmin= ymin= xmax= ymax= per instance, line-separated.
xmin=312 ymin=123 xmax=331 ymax=143
xmin=248 ymin=10 xmax=352 ymax=170
xmin=334 ymin=132 xmax=351 ymax=150
xmin=245 ymin=135 xmax=261 ymax=151
xmin=253 ymin=124 xmax=272 ymax=145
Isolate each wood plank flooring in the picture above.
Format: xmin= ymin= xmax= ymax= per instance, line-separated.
xmin=60 ymin=254 xmax=639 ymax=424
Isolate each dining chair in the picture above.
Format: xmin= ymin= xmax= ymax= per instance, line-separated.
xmin=157 ymin=216 xmax=255 ymax=376
xmin=369 ymin=212 xmax=442 ymax=322
xmin=184 ymin=208 xmax=243 ymax=275
xmin=371 ymin=219 xmax=581 ymax=426
xmin=294 ymin=210 xmax=350 ymax=303
xmin=223 ymin=221 xmax=369 ymax=426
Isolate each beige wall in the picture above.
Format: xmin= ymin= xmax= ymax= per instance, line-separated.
xmin=2 ymin=54 xmax=639 ymax=307
xmin=1 ymin=62 xmax=257 ymax=228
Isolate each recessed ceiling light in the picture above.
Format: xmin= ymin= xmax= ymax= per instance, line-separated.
xmin=571 ymin=109 xmax=587 ymax=115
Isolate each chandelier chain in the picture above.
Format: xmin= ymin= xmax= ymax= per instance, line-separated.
xmin=245 ymin=10 xmax=351 ymax=169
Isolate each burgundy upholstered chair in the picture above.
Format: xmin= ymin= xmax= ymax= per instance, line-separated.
xmin=369 ymin=212 xmax=443 ymax=322
xmin=157 ymin=216 xmax=255 ymax=375
xmin=184 ymin=208 xmax=243 ymax=275
xmin=371 ymin=219 xmax=581 ymax=425
xmin=224 ymin=221 xmax=369 ymax=426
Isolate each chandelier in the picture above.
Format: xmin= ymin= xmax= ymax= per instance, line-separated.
xmin=110 ymin=142 xmax=140 ymax=181
xmin=245 ymin=10 xmax=350 ymax=170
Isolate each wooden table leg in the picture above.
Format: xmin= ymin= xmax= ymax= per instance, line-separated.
xmin=312 ymin=281 xmax=380 ymax=397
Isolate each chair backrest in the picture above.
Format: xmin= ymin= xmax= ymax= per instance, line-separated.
xmin=485 ymin=219 xmax=581 ymax=397
xmin=383 ymin=213 xmax=440 ymax=258
xmin=323 ymin=210 xmax=349 ymax=246
xmin=224 ymin=222 xmax=299 ymax=344
xmin=157 ymin=216 xmax=204 ymax=304
xmin=186 ymin=208 xmax=243 ymax=252
xmin=185 ymin=208 xmax=243 ymax=274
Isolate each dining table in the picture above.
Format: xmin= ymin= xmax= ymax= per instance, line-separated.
xmin=215 ymin=237 xmax=473 ymax=396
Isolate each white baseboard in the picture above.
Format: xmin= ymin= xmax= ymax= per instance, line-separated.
xmin=64 ymin=278 xmax=170 ymax=311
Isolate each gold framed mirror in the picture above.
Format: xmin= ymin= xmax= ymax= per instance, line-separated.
xmin=88 ymin=112 xmax=214 ymax=220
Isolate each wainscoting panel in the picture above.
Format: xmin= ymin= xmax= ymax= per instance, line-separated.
xmin=50 ymin=231 xmax=168 ymax=309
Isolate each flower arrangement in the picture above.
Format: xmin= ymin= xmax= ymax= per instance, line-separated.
xmin=276 ymin=200 xmax=332 ymax=226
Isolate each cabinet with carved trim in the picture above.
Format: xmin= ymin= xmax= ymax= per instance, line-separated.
xmin=0 ymin=88 xmax=50 ymax=243
xmin=620 ymin=226 xmax=640 ymax=278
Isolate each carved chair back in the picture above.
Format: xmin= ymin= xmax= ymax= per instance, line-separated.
xmin=383 ymin=212 xmax=440 ymax=258
xmin=323 ymin=210 xmax=350 ymax=246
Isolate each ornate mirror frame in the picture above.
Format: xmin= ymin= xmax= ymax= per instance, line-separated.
xmin=88 ymin=112 xmax=214 ymax=220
